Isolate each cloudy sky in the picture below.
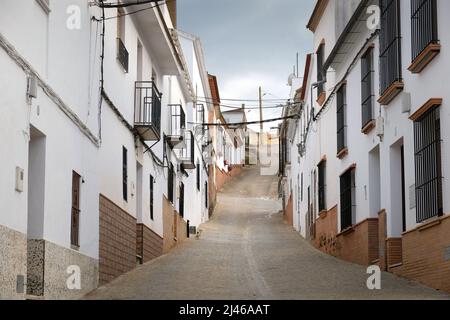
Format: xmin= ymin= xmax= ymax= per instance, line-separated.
xmin=178 ymin=0 xmax=315 ymax=128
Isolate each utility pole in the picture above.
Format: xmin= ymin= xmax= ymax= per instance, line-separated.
xmin=258 ymin=86 xmax=263 ymax=164
xmin=259 ymin=86 xmax=263 ymax=132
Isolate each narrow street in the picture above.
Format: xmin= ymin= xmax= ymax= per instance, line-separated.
xmin=86 ymin=167 xmax=448 ymax=300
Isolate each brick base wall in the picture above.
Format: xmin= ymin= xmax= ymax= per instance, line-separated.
xmin=391 ymin=214 xmax=450 ymax=293
xmin=136 ymin=224 xmax=163 ymax=263
xmin=336 ymin=218 xmax=379 ymax=266
xmin=386 ymin=237 xmax=402 ymax=268
xmin=215 ymin=165 xmax=243 ymax=192
xmin=313 ymin=206 xmax=338 ymax=256
xmin=162 ymin=196 xmax=187 ymax=254
xmin=99 ymin=195 xmax=136 ymax=285
xmin=208 ymin=164 xmax=217 ymax=217
xmin=284 ymin=195 xmax=293 ymax=226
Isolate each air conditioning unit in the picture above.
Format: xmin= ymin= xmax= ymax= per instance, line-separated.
xmin=401 ymin=92 xmax=411 ymax=114
xmin=27 ymin=76 xmax=38 ymax=98
xmin=297 ymin=142 xmax=306 ymax=157
xmin=376 ymin=116 xmax=384 ymax=139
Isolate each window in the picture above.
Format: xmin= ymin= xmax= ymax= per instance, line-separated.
xmin=150 ymin=175 xmax=154 ymax=220
xmin=300 ymin=173 xmax=303 ymax=202
xmin=361 ymin=48 xmax=374 ymax=129
xmin=168 ymin=163 xmax=174 ymax=204
xmin=196 ymin=163 xmax=200 ymax=191
xmin=410 ymin=0 xmax=438 ymax=62
xmin=380 ymin=0 xmax=402 ymax=95
xmin=316 ymin=43 xmax=325 ymax=96
xmin=340 ymin=168 xmax=355 ymax=231
xmin=414 ymin=105 xmax=443 ymax=223
xmin=117 ymin=8 xmax=129 ymax=72
xmin=205 ymin=182 xmax=208 ymax=209
xmin=71 ymin=171 xmax=81 ymax=247
xmin=122 ymin=147 xmax=128 ymax=201
xmin=318 ymin=161 xmax=326 ymax=212
xmin=336 ymin=84 xmax=347 ymax=155
xmin=179 ymin=182 xmax=185 ymax=218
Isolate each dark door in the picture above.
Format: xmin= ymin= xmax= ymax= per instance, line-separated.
xmin=71 ymin=171 xmax=81 ymax=247
xmin=179 ymin=182 xmax=184 ymax=218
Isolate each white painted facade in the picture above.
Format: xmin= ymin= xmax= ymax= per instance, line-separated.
xmin=0 ymin=0 xmax=217 ymax=298
xmin=0 ymin=0 xmax=102 ymax=260
xmin=282 ymin=0 xmax=450 ymax=242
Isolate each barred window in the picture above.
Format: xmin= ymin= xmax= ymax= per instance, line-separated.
xmin=318 ymin=161 xmax=326 ymax=212
xmin=361 ymin=48 xmax=374 ymax=129
xmin=168 ymin=163 xmax=174 ymax=204
xmin=380 ymin=0 xmax=402 ymax=94
xmin=411 ymin=0 xmax=438 ymax=61
xmin=337 ymin=84 xmax=347 ymax=154
xmin=414 ymin=105 xmax=443 ymax=222
xmin=150 ymin=175 xmax=154 ymax=220
xmin=316 ymin=43 xmax=325 ymax=95
xmin=122 ymin=147 xmax=128 ymax=201
xmin=340 ymin=168 xmax=355 ymax=231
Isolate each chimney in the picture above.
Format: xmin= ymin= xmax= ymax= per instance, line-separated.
xmin=167 ymin=0 xmax=177 ymax=28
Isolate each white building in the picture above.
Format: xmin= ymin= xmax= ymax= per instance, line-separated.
xmin=280 ymin=0 xmax=450 ymax=293
xmin=222 ymin=108 xmax=247 ymax=166
xmin=0 ymin=0 xmax=215 ymax=299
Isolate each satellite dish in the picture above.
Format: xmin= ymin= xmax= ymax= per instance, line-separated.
xmin=287 ymin=73 xmax=295 ymax=86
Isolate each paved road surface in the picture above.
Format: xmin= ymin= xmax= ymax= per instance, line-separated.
xmin=86 ymin=166 xmax=449 ymax=300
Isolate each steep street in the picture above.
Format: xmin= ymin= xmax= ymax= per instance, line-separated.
xmin=85 ymin=167 xmax=448 ymax=300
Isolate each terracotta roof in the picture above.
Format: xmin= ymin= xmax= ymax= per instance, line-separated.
xmin=306 ymin=0 xmax=329 ymax=32
xmin=300 ymin=53 xmax=312 ymax=102
xmin=208 ymin=74 xmax=221 ymax=106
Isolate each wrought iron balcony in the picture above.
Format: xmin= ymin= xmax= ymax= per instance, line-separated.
xmin=117 ymin=38 xmax=129 ymax=73
xmin=167 ymin=104 xmax=186 ymax=149
xmin=134 ymin=81 xmax=162 ymax=141
xmin=202 ymin=127 xmax=212 ymax=150
xmin=178 ymin=130 xmax=195 ymax=170
xmin=195 ymin=104 xmax=206 ymax=136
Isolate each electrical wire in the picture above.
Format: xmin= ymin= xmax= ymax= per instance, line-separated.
xmin=195 ymin=99 xmax=302 ymax=110
xmin=93 ymin=0 xmax=164 ymax=9
xmin=189 ymin=114 xmax=299 ymax=127
xmin=197 ymin=96 xmax=291 ymax=103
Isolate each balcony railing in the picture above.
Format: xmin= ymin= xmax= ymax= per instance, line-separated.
xmin=134 ymin=81 xmax=162 ymax=141
xmin=167 ymin=104 xmax=186 ymax=149
xmin=178 ymin=130 xmax=195 ymax=170
xmin=117 ymin=38 xmax=129 ymax=73
xmin=196 ymin=104 xmax=206 ymax=136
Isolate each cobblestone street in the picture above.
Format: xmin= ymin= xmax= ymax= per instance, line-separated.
xmin=85 ymin=167 xmax=449 ymax=300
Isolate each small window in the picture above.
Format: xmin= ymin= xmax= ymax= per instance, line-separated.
xmin=336 ymin=84 xmax=347 ymax=154
xmin=168 ymin=163 xmax=174 ymax=204
xmin=116 ymin=8 xmax=129 ymax=72
xmin=414 ymin=105 xmax=443 ymax=222
xmin=150 ymin=175 xmax=154 ymax=220
xmin=318 ymin=161 xmax=326 ymax=212
xmin=300 ymin=173 xmax=303 ymax=202
xmin=71 ymin=171 xmax=81 ymax=247
xmin=122 ymin=147 xmax=128 ymax=201
xmin=361 ymin=48 xmax=374 ymax=129
xmin=196 ymin=163 xmax=200 ymax=191
xmin=316 ymin=43 xmax=325 ymax=95
xmin=340 ymin=168 xmax=355 ymax=231
xmin=179 ymin=182 xmax=185 ymax=218
xmin=205 ymin=182 xmax=208 ymax=209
